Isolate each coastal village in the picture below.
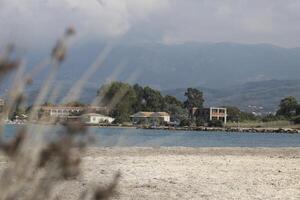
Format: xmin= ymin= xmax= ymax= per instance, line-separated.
xmin=0 ymin=97 xmax=227 ymax=127
xmin=1 ymin=2 xmax=300 ymax=200
xmin=1 ymin=94 xmax=299 ymax=133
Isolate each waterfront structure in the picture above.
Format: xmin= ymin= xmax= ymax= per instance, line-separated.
xmin=81 ymin=113 xmax=115 ymax=125
xmin=40 ymin=106 xmax=84 ymax=117
xmin=131 ymin=112 xmax=170 ymax=125
xmin=38 ymin=105 xmax=107 ymax=118
xmin=196 ymin=107 xmax=227 ymax=124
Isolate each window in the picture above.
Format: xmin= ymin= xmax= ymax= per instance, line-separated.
xmin=219 ymin=109 xmax=225 ymax=113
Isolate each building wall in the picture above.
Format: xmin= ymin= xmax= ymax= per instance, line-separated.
xmin=88 ymin=115 xmax=114 ymax=124
xmin=131 ymin=116 xmax=170 ymax=125
xmin=195 ymin=107 xmax=227 ymax=124
xmin=209 ymin=107 xmax=227 ymax=124
xmin=162 ymin=115 xmax=170 ymax=123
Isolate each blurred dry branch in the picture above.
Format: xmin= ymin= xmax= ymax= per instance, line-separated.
xmin=0 ymin=27 xmax=119 ymax=200
xmin=0 ymin=45 xmax=20 ymax=79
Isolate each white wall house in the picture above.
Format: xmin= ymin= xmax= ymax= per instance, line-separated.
xmin=130 ymin=112 xmax=170 ymax=125
xmin=81 ymin=113 xmax=115 ymax=125
xmin=41 ymin=106 xmax=84 ymax=117
xmin=150 ymin=112 xmax=170 ymax=123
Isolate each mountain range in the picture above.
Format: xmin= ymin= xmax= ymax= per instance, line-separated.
xmin=1 ymin=42 xmax=300 ymax=113
xmin=22 ymin=42 xmax=300 ymax=90
xmin=163 ymin=79 xmax=300 ymax=114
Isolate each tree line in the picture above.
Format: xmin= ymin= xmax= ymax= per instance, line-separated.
xmin=96 ymin=82 xmax=300 ymax=125
xmin=96 ymin=82 xmax=191 ymax=123
xmin=8 ymin=81 xmax=300 ymax=126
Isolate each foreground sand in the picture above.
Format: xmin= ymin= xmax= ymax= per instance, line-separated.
xmin=54 ymin=148 xmax=300 ymax=200
xmin=1 ymin=148 xmax=300 ymax=199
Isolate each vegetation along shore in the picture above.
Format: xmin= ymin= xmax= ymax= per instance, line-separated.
xmin=2 ymin=82 xmax=299 ymax=134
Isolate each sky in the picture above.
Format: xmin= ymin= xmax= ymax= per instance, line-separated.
xmin=1 ymin=0 xmax=300 ymax=49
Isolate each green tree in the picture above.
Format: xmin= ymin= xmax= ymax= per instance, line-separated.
xmin=276 ymin=96 xmax=298 ymax=118
xmin=97 ymin=82 xmax=137 ymax=123
xmin=142 ymin=86 xmax=164 ymax=112
xmin=132 ymin=84 xmax=145 ymax=112
xmin=64 ymin=101 xmax=85 ymax=107
xmin=162 ymin=95 xmax=187 ymax=122
xmin=179 ymin=118 xmax=192 ymax=127
xmin=293 ymin=116 xmax=300 ymax=124
xmin=164 ymin=95 xmax=183 ymax=107
xmin=42 ymin=102 xmax=54 ymax=106
xmin=296 ymin=104 xmax=300 ymax=115
xmin=225 ymin=106 xmax=258 ymax=122
xmin=183 ymin=88 xmax=204 ymax=109
xmin=97 ymin=82 xmax=185 ymax=123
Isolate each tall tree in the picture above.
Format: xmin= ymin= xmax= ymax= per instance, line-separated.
xmin=276 ymin=96 xmax=298 ymax=118
xmin=183 ymin=88 xmax=204 ymax=109
xmin=296 ymin=104 xmax=300 ymax=115
xmin=132 ymin=84 xmax=145 ymax=112
xmin=163 ymin=95 xmax=187 ymax=122
xmin=97 ymin=82 xmax=137 ymax=122
xmin=97 ymin=81 xmax=186 ymax=123
xmin=64 ymin=101 xmax=85 ymax=107
xmin=142 ymin=86 xmax=164 ymax=112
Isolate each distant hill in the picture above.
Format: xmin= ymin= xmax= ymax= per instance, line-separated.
xmin=1 ymin=42 xmax=300 ymax=113
xmin=1 ymin=78 xmax=299 ymax=114
xmin=22 ymin=42 xmax=300 ymax=90
xmin=163 ymin=79 xmax=300 ymax=114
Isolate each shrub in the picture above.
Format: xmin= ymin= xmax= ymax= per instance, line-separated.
xmin=180 ymin=118 xmax=192 ymax=127
xmin=293 ymin=115 xmax=300 ymax=124
xmin=208 ymin=120 xmax=224 ymax=127
xmin=0 ymin=28 xmax=119 ymax=200
xmin=196 ymin=118 xmax=206 ymax=126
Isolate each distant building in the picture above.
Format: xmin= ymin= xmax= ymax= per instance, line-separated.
xmin=130 ymin=112 xmax=170 ymax=125
xmin=40 ymin=106 xmax=84 ymax=117
xmin=38 ymin=105 xmax=107 ymax=118
xmin=151 ymin=112 xmax=171 ymax=123
xmin=195 ymin=107 xmax=227 ymax=124
xmin=81 ymin=113 xmax=115 ymax=125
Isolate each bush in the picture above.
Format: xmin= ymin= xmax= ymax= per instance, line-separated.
xmin=196 ymin=118 xmax=206 ymax=126
xmin=180 ymin=118 xmax=192 ymax=127
xmin=293 ymin=115 xmax=300 ymax=124
xmin=208 ymin=120 xmax=224 ymax=127
xmin=262 ymin=114 xmax=285 ymax=122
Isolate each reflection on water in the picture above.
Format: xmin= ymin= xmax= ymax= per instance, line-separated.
xmin=3 ymin=125 xmax=300 ymax=147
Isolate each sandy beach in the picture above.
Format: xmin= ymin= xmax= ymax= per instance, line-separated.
xmin=53 ymin=147 xmax=300 ymax=200
xmin=1 ymin=148 xmax=300 ymax=199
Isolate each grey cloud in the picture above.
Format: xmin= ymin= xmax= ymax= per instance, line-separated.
xmin=1 ymin=0 xmax=300 ymax=48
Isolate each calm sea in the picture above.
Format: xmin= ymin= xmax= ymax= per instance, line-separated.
xmin=3 ymin=125 xmax=300 ymax=148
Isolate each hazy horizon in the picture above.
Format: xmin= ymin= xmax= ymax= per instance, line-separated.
xmin=2 ymin=0 xmax=300 ymax=50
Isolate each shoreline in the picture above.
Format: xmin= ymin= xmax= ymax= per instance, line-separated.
xmin=5 ymin=121 xmax=300 ymax=134
xmin=140 ymin=126 xmax=300 ymax=134
xmin=4 ymin=121 xmax=300 ymax=134
xmin=85 ymin=146 xmax=300 ymax=157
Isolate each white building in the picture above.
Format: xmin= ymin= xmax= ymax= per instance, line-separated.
xmin=39 ymin=106 xmax=107 ymax=118
xmin=81 ymin=113 xmax=115 ymax=125
xmin=196 ymin=107 xmax=227 ymax=124
xmin=130 ymin=112 xmax=170 ymax=125
xmin=150 ymin=112 xmax=170 ymax=123
xmin=40 ymin=106 xmax=84 ymax=117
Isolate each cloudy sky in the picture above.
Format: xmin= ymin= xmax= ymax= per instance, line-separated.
xmin=1 ymin=0 xmax=300 ymax=49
